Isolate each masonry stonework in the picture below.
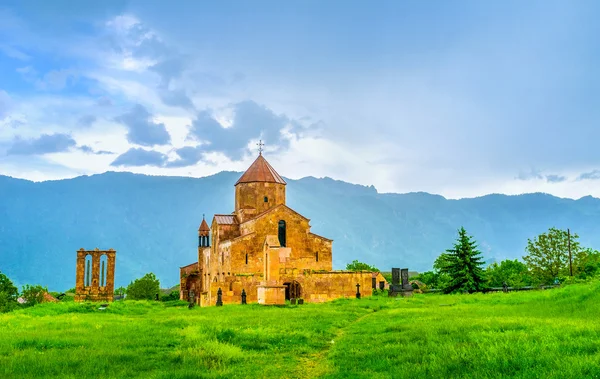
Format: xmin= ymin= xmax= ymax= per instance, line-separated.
xmin=75 ymin=248 xmax=116 ymax=302
xmin=179 ymin=153 xmax=385 ymax=306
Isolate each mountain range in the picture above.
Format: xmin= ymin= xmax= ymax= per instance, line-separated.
xmin=1 ymin=171 xmax=599 ymax=291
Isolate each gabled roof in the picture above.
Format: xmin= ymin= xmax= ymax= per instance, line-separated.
xmin=308 ymin=232 xmax=333 ymax=242
xmin=214 ymin=214 xmax=238 ymax=225
xmin=180 ymin=262 xmax=198 ymax=270
xmin=240 ymin=203 xmax=310 ymax=225
xmin=235 ymin=154 xmax=286 ymax=185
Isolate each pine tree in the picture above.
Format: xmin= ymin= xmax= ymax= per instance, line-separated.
xmin=439 ymin=227 xmax=486 ymax=294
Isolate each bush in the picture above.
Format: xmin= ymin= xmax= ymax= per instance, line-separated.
xmin=21 ymin=284 xmax=48 ymax=307
xmin=346 ymin=260 xmax=379 ymax=272
xmin=160 ymin=290 xmax=180 ymax=302
xmin=126 ymin=273 xmax=160 ymax=300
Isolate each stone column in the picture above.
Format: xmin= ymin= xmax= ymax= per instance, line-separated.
xmin=75 ymin=249 xmax=86 ymax=292
xmin=91 ymin=250 xmax=100 ymax=297
xmin=106 ymin=250 xmax=116 ymax=298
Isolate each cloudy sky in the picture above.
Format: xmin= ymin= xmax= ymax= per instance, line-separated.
xmin=0 ymin=0 xmax=599 ymax=199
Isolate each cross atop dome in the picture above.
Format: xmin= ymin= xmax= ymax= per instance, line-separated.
xmin=257 ymin=139 xmax=265 ymax=155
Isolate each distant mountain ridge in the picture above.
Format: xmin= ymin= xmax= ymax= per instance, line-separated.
xmin=1 ymin=171 xmax=599 ymax=291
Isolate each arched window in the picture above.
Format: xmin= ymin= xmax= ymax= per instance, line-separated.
xmin=84 ymin=255 xmax=92 ymax=287
xmin=100 ymin=254 xmax=108 ymax=287
xmin=278 ymin=220 xmax=286 ymax=247
xmin=245 ymin=253 xmax=248 ymax=265
xmin=315 ymin=252 xmax=319 ymax=262
xmin=264 ymin=196 xmax=268 ymax=203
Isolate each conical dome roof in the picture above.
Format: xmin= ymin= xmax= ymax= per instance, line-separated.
xmin=198 ymin=215 xmax=210 ymax=234
xmin=235 ymin=154 xmax=286 ymax=185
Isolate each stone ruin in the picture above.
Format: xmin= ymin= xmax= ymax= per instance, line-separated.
xmin=75 ymin=248 xmax=116 ymax=302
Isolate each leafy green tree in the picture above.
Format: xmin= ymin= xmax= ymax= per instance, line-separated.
xmin=573 ymin=248 xmax=600 ymax=279
xmin=346 ymin=260 xmax=379 ymax=272
xmin=0 ymin=271 xmax=19 ymax=313
xmin=126 ymin=273 xmax=160 ymax=300
xmin=21 ymin=284 xmax=48 ymax=307
xmin=410 ymin=270 xmax=449 ymax=289
xmin=523 ymin=228 xmax=587 ymax=284
xmin=114 ymin=286 xmax=126 ymax=295
xmin=486 ymin=259 xmax=533 ymax=288
xmin=438 ymin=227 xmax=486 ymax=294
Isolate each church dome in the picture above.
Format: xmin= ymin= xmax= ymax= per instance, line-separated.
xmin=235 ymin=154 xmax=286 ymax=186
xmin=198 ymin=215 xmax=210 ymax=236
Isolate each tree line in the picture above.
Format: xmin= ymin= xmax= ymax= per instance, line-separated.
xmin=411 ymin=226 xmax=600 ymax=293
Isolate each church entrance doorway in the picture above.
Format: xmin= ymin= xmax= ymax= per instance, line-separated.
xmin=185 ymin=274 xmax=199 ymax=302
xmin=283 ymin=281 xmax=301 ymax=300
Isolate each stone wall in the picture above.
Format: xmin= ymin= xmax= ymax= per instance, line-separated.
xmin=235 ymin=181 xmax=286 ymax=221
xmin=179 ymin=261 xmax=200 ymax=301
xmin=202 ymin=205 xmax=334 ymax=296
xmin=198 ymin=269 xmax=374 ymax=307
xmin=280 ymin=270 xmax=374 ymax=302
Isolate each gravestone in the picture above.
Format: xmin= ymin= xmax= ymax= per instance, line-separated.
xmin=298 ymin=299 xmax=304 ymax=305
xmin=241 ymin=289 xmax=247 ymax=305
xmin=216 ymin=288 xmax=223 ymax=306
xmin=401 ymin=269 xmax=410 ymax=289
xmin=356 ymin=283 xmax=361 ymax=299
xmin=389 ymin=267 xmax=413 ymax=297
xmin=290 ymin=298 xmax=297 ymax=305
xmin=392 ymin=268 xmax=400 ymax=286
xmin=188 ymin=290 xmax=196 ymax=308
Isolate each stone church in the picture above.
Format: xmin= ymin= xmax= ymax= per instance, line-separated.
xmin=180 ymin=152 xmax=378 ymax=306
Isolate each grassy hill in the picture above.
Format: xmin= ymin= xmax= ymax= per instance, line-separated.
xmin=2 ymin=171 xmax=600 ymax=291
xmin=1 ymin=282 xmax=599 ymax=378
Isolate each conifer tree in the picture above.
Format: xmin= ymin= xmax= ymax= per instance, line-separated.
xmin=439 ymin=227 xmax=486 ymax=294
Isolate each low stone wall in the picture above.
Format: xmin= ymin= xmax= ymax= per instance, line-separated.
xmin=199 ymin=270 xmax=374 ymax=306
xmin=288 ymin=271 xmax=374 ymax=302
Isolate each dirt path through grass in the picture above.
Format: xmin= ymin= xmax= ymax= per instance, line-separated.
xmin=298 ymin=302 xmax=390 ymax=378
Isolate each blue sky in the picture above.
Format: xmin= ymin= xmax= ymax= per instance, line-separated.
xmin=1 ymin=0 xmax=599 ymax=198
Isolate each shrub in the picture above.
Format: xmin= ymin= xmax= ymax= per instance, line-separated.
xmin=21 ymin=284 xmax=48 ymax=307
xmin=160 ymin=290 xmax=180 ymax=302
xmin=126 ymin=273 xmax=160 ymax=300
xmin=346 ymin=260 xmax=379 ymax=272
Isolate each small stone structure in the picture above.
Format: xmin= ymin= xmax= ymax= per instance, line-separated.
xmin=372 ymin=272 xmax=388 ymax=290
xmin=75 ymin=248 xmax=116 ymax=302
xmin=388 ymin=267 xmax=413 ymax=297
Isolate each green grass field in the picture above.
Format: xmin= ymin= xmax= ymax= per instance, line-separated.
xmin=1 ymin=282 xmax=599 ymax=379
